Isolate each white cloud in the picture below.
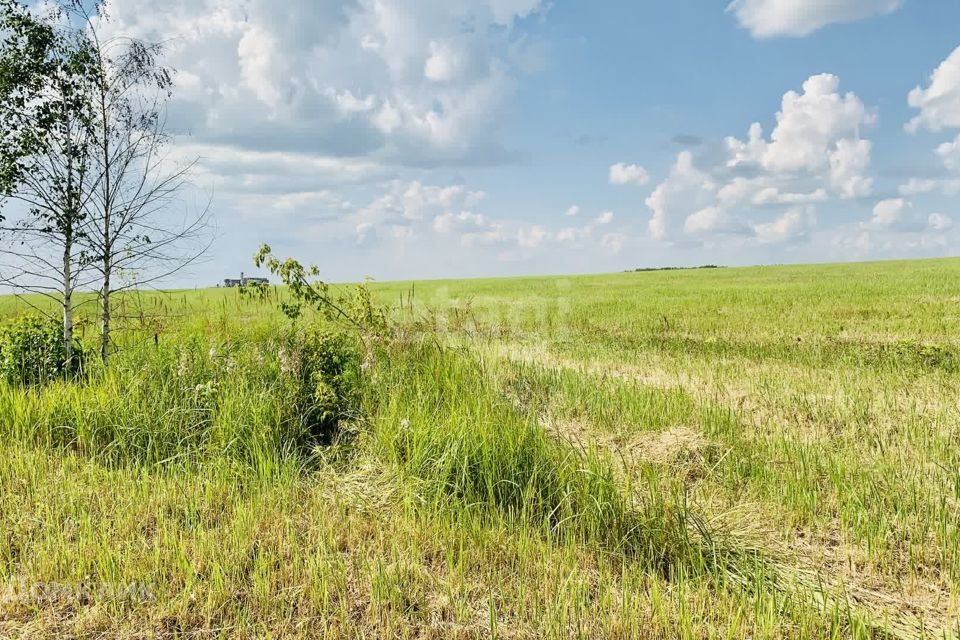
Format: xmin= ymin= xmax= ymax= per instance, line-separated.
xmin=96 ymin=0 xmax=543 ymax=169
xmin=356 ymin=222 xmax=374 ymax=244
xmin=424 ymin=41 xmax=464 ymax=82
xmin=728 ymin=0 xmax=904 ymax=38
xmin=565 ymin=205 xmax=580 ymax=217
xmin=753 ymin=207 xmax=816 ymax=244
xmin=174 ymin=142 xmax=385 ymax=203
xmin=556 ymin=226 xmax=589 ymax=243
xmin=939 ymin=134 xmax=960 ymax=171
xmin=829 ymin=138 xmax=874 ymax=199
xmin=487 ymin=0 xmax=542 ymax=24
xmin=928 ymin=213 xmax=954 ymax=232
xmin=861 ymin=198 xmax=930 ymax=232
xmin=899 ymin=178 xmax=938 ymax=196
xmin=345 ymin=177 xmax=631 ymax=258
xmin=755 ymin=187 xmax=830 ymax=205
xmin=727 ymin=74 xmax=875 ymax=186
xmin=357 ymin=180 xmax=485 ymax=226
xmin=896 ymin=134 xmax=960 ymax=197
xmin=645 ymin=152 xmax=717 ymax=242
xmin=600 ymin=233 xmax=627 ymax=254
xmin=518 ymin=225 xmax=550 ymax=248
xmin=609 ymin=163 xmax=650 ymax=186
xmin=868 ymin=198 xmax=910 ymax=227
xmin=900 ymin=53 xmax=960 ymax=212
xmin=718 ymin=179 xmax=830 ymax=208
xmin=907 ymin=46 xmax=960 ymax=133
xmin=835 ymin=204 xmax=956 ymax=260
xmin=432 ymin=211 xmax=490 ymax=234
xmin=461 ymin=225 xmax=508 ymax=248
xmin=684 ymin=207 xmax=750 ymax=236
xmin=645 ymin=74 xmax=874 ymax=246
xmin=595 ymin=211 xmax=614 ymax=225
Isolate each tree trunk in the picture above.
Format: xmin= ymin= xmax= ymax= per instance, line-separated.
xmin=99 ymin=85 xmax=111 ymax=366
xmin=100 ymin=246 xmax=110 ymax=365
xmin=63 ymin=112 xmax=75 ymax=373
xmin=63 ymin=230 xmax=74 ymax=372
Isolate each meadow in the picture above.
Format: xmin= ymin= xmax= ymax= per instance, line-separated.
xmin=0 ymin=257 xmax=959 ymax=639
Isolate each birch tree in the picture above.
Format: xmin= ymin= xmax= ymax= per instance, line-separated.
xmin=0 ymin=0 xmax=98 ymax=372
xmin=1 ymin=0 xmax=211 ymax=366
xmin=79 ymin=5 xmax=210 ymax=364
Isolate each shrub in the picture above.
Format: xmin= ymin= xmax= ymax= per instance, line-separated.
xmin=0 ymin=315 xmax=85 ymax=386
xmin=278 ymin=326 xmax=362 ymax=444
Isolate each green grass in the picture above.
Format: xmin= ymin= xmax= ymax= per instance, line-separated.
xmin=1 ymin=257 xmax=959 ymax=638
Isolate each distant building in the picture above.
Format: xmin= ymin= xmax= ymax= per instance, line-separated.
xmin=223 ymin=272 xmax=269 ymax=288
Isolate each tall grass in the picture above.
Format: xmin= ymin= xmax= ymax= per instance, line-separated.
xmin=0 ymin=321 xmax=361 ymax=473
xmin=2 ymin=259 xmax=959 ymax=638
xmin=365 ymin=338 xmax=782 ymax=590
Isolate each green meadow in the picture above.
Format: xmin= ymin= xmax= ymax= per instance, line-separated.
xmin=1 ymin=257 xmax=959 ymax=638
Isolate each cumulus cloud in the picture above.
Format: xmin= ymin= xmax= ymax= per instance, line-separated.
xmin=829 ymin=138 xmax=874 ymax=199
xmin=96 ymin=0 xmax=544 ymax=172
xmin=837 ymin=202 xmax=955 ymax=259
xmin=861 ymin=198 xmax=935 ymax=232
xmin=900 ymin=50 xmax=960 ymax=205
xmin=907 ymin=46 xmax=960 ymax=133
xmin=432 ymin=211 xmax=490 ymax=234
xmin=356 ymin=181 xmax=485 ymax=227
xmin=728 ymin=0 xmax=904 ymax=38
xmin=595 ymin=211 xmax=614 ymax=225
xmin=609 ymin=163 xmax=650 ymax=186
xmin=928 ymin=213 xmax=954 ymax=232
xmin=173 ymin=142 xmax=386 ymax=206
xmin=645 ymin=152 xmax=717 ymax=242
xmin=565 ymin=205 xmax=580 ymax=217
xmin=868 ymin=198 xmax=910 ymax=227
xmin=895 ymin=134 xmax=960 ymax=197
xmin=753 ymin=207 xmax=816 ymax=244
xmin=899 ymin=178 xmax=938 ymax=196
xmin=424 ymin=41 xmax=466 ymax=83
xmin=600 ymin=233 xmax=627 ymax=254
xmin=939 ymin=134 xmax=960 ymax=171
xmin=355 ymin=222 xmax=375 ymax=245
xmin=684 ymin=206 xmax=750 ymax=236
xmin=518 ymin=225 xmax=550 ymax=248
xmin=726 ymin=74 xmax=875 ymax=197
xmin=645 ymin=74 xmax=875 ymax=247
xmin=345 ymin=177 xmax=631 ymax=258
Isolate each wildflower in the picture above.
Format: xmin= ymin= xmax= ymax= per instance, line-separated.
xmin=176 ymin=355 xmax=189 ymax=378
xmin=195 ymin=381 xmax=218 ymax=396
xmin=278 ymin=348 xmax=294 ymax=375
xmin=400 ymin=418 xmax=411 ymax=430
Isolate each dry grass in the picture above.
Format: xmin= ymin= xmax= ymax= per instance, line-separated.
xmin=4 ymin=258 xmax=960 ymax=638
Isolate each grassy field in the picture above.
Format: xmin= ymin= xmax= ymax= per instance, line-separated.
xmin=1 ymin=257 xmax=959 ymax=638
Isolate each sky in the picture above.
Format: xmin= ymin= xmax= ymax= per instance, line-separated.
xmin=91 ymin=0 xmax=960 ymax=284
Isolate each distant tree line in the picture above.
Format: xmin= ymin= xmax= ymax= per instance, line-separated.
xmin=0 ymin=0 xmax=209 ymax=368
xmin=627 ymin=265 xmax=725 ymax=273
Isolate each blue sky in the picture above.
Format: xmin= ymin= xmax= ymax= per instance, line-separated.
xmin=94 ymin=0 xmax=960 ymax=284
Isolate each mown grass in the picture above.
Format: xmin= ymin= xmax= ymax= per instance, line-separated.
xmin=1 ymin=257 xmax=959 ymax=638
